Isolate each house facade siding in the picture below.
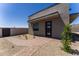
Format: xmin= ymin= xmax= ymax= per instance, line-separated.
xmin=28 ymin=3 xmax=69 ymax=38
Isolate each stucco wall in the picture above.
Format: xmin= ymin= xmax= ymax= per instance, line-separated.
xmin=0 ymin=29 xmax=2 ymax=37
xmin=52 ymin=17 xmax=65 ymax=38
xmin=10 ymin=28 xmax=27 ymax=36
xmin=0 ymin=28 xmax=28 ymax=37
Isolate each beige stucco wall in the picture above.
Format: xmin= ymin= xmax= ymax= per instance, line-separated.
xmin=52 ymin=17 xmax=65 ymax=38
xmin=29 ymin=3 xmax=69 ymax=25
xmin=0 ymin=29 xmax=2 ymax=37
xmin=28 ymin=23 xmax=34 ymax=39
xmin=10 ymin=28 xmax=27 ymax=36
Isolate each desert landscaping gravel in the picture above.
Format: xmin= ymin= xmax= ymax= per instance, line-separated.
xmin=0 ymin=35 xmax=79 ymax=56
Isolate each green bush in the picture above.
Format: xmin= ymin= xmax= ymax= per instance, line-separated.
xmin=61 ymin=24 xmax=72 ymax=53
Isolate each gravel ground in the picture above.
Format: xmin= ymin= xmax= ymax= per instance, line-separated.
xmin=0 ymin=35 xmax=79 ymax=56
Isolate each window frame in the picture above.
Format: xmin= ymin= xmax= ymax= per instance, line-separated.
xmin=33 ymin=22 xmax=39 ymax=31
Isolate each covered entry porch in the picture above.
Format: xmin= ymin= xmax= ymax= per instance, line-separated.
xmin=29 ymin=12 xmax=65 ymax=38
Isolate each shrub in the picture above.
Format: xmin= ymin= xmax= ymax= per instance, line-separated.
xmin=61 ymin=24 xmax=72 ymax=53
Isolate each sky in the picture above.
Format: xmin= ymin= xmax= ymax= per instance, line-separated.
xmin=70 ymin=3 xmax=79 ymax=25
xmin=0 ymin=3 xmax=79 ymax=28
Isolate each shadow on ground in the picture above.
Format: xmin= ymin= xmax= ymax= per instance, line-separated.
xmin=72 ymin=33 xmax=79 ymax=42
xmin=70 ymin=49 xmax=79 ymax=55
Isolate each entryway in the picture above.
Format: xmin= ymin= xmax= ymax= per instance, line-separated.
xmin=45 ymin=21 xmax=52 ymax=37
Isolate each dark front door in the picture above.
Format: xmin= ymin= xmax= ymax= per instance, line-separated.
xmin=45 ymin=21 xmax=52 ymax=37
xmin=2 ymin=28 xmax=10 ymax=37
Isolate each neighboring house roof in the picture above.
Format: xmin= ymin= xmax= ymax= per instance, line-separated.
xmin=70 ymin=13 xmax=79 ymax=23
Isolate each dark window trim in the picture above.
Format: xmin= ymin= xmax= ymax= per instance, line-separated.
xmin=33 ymin=22 xmax=39 ymax=31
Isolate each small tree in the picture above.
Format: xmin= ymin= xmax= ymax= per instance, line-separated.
xmin=61 ymin=24 xmax=72 ymax=53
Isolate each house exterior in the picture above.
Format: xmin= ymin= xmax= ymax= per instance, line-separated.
xmin=0 ymin=28 xmax=28 ymax=37
xmin=28 ymin=3 xmax=79 ymax=39
xmin=71 ymin=24 xmax=79 ymax=32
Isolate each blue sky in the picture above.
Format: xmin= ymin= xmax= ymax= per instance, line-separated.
xmin=70 ymin=3 xmax=79 ymax=25
xmin=0 ymin=3 xmax=79 ymax=28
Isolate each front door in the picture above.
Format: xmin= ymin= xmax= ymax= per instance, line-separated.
xmin=45 ymin=21 xmax=52 ymax=37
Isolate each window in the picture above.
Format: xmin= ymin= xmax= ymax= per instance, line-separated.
xmin=33 ymin=22 xmax=39 ymax=31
